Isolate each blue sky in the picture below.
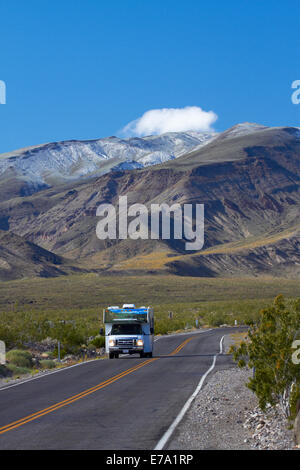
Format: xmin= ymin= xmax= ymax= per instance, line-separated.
xmin=0 ymin=0 xmax=299 ymax=153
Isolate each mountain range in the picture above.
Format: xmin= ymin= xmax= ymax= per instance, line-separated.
xmin=0 ymin=129 xmax=217 ymax=199
xmin=0 ymin=122 xmax=300 ymax=280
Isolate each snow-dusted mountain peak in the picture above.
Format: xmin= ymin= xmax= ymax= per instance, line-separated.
xmin=0 ymin=123 xmax=276 ymax=192
xmin=0 ymin=130 xmax=216 ymax=187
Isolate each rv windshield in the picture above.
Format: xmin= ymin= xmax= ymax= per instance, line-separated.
xmin=111 ymin=324 xmax=142 ymax=335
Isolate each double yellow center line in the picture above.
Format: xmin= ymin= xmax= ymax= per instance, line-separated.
xmin=0 ymin=336 xmax=193 ymax=435
xmin=169 ymin=337 xmax=193 ymax=356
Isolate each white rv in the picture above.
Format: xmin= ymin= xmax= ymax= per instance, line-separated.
xmin=103 ymin=304 xmax=154 ymax=359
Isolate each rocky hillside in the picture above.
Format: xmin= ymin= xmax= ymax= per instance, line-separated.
xmin=0 ymin=231 xmax=86 ymax=280
xmin=0 ymin=123 xmax=300 ymax=279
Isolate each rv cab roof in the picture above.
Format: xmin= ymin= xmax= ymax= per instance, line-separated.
xmin=122 ymin=304 xmax=135 ymax=309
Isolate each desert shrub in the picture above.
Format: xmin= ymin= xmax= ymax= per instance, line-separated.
xmin=155 ymin=321 xmax=170 ymax=335
xmin=289 ymin=383 xmax=300 ymax=421
xmin=52 ymin=346 xmax=68 ymax=359
xmin=40 ymin=359 xmax=56 ymax=369
xmin=206 ymin=312 xmax=228 ymax=327
xmin=52 ymin=323 xmax=84 ymax=345
xmin=43 ymin=350 xmax=55 ymax=359
xmin=0 ymin=324 xmax=17 ymax=349
xmin=242 ymin=314 xmax=256 ymax=326
xmin=89 ymin=335 xmax=105 ymax=348
xmin=6 ymin=363 xmax=31 ymax=376
xmin=6 ymin=349 xmax=33 ymax=369
xmin=232 ymin=295 xmax=300 ymax=418
xmin=154 ymin=316 xmax=188 ymax=335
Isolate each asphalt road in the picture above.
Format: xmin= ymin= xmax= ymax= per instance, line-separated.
xmin=0 ymin=327 xmax=241 ymax=450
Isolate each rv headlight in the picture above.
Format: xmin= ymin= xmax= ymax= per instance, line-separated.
xmin=109 ymin=339 xmax=116 ymax=347
xmin=136 ymin=339 xmax=144 ymax=347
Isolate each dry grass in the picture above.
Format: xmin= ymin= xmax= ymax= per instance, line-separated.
xmin=108 ymin=223 xmax=300 ymax=273
xmin=230 ymin=331 xmax=249 ymax=346
xmin=115 ymin=251 xmax=177 ymax=270
xmin=225 ymin=332 xmax=249 ymax=354
xmin=200 ymin=226 xmax=300 ymax=256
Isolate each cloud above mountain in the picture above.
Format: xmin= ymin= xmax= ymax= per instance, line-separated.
xmin=121 ymin=106 xmax=218 ymax=137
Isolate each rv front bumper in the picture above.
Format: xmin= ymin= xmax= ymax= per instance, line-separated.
xmin=109 ymin=346 xmax=144 ymax=354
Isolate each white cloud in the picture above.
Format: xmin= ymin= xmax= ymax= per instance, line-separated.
xmin=121 ymin=106 xmax=218 ymax=137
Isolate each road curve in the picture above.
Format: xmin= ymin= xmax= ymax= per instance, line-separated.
xmin=0 ymin=327 xmax=241 ymax=449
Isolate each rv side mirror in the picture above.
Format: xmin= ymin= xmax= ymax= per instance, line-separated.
xmin=150 ymin=327 xmax=154 ymax=334
xmin=99 ymin=328 xmax=104 ymax=336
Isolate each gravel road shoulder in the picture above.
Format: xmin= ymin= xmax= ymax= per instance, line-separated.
xmin=168 ymin=335 xmax=295 ymax=450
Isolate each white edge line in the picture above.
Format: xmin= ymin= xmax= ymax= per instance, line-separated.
xmin=154 ymin=335 xmax=224 ymax=450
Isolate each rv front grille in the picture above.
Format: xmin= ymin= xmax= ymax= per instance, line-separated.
xmin=117 ymin=338 xmax=135 ymax=348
